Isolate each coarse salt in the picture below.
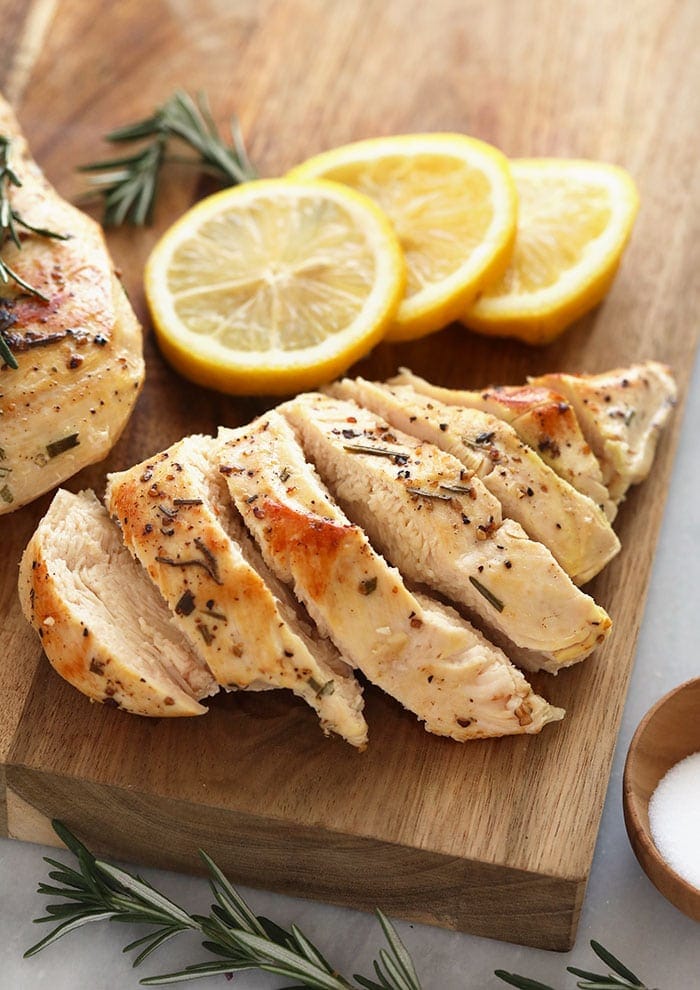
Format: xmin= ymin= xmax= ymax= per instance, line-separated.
xmin=648 ymin=750 xmax=700 ymax=890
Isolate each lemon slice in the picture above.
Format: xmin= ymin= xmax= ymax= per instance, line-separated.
xmin=144 ymin=178 xmax=406 ymax=395
xmin=461 ymin=159 xmax=640 ymax=344
xmin=288 ymin=134 xmax=517 ymax=342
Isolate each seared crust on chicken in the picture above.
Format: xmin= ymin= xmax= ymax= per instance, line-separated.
xmin=531 ymin=361 xmax=677 ymax=503
xmin=18 ymin=489 xmax=215 ymax=716
xmin=105 ymin=435 xmax=367 ymax=747
xmin=218 ymin=413 xmax=563 ymax=739
xmin=330 ymin=378 xmax=620 ymax=585
xmin=282 ymin=392 xmax=611 ymax=672
xmin=0 ymin=93 xmax=143 ymax=514
xmin=391 ymin=368 xmax=616 ymax=520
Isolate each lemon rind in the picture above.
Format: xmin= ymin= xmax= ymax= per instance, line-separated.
xmin=145 ymin=178 xmax=407 ymax=394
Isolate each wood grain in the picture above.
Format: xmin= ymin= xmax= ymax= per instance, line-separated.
xmin=1 ymin=0 xmax=699 ymax=950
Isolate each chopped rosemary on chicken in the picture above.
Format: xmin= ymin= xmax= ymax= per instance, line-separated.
xmin=0 ymin=134 xmax=70 ymax=368
xmin=46 ymin=433 xmax=80 ymax=459
xmin=343 ymin=442 xmax=408 ymax=462
xmin=405 ymin=486 xmax=453 ymax=500
xmin=468 ymin=575 xmax=504 ymax=612
xmin=79 ymin=90 xmax=257 ymax=226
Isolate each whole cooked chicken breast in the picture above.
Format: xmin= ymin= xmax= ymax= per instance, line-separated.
xmin=330 ymin=378 xmax=620 ymax=585
xmin=218 ymin=413 xmax=564 ymax=739
xmin=18 ymin=489 xmax=216 ymax=716
xmin=106 ymin=435 xmax=367 ymax=747
xmin=531 ymin=361 xmax=677 ymax=503
xmin=0 ymin=93 xmax=143 ymax=514
xmin=391 ymin=368 xmax=616 ymax=520
xmin=282 ymin=392 xmax=611 ymax=672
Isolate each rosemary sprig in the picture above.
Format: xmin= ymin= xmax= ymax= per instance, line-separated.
xmin=80 ymin=90 xmax=258 ymax=226
xmin=25 ymin=822 xmax=658 ymax=990
xmin=0 ymin=134 xmax=70 ymax=368
xmin=495 ymin=938 xmax=658 ymax=989
xmin=26 ymin=821 xmax=422 ymax=989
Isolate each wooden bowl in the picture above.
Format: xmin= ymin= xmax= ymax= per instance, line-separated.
xmin=623 ymin=677 xmax=700 ymax=921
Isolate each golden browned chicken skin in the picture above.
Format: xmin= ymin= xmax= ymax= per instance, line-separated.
xmin=0 ymin=93 xmax=143 ymax=513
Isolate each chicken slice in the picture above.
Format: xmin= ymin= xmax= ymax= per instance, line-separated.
xmin=391 ymin=368 xmax=616 ymax=521
xmin=330 ymin=378 xmax=620 ymax=585
xmin=105 ymin=435 xmax=367 ymax=748
xmin=282 ymin=392 xmax=611 ymax=672
xmin=217 ymin=413 xmax=564 ymax=739
xmin=531 ymin=361 xmax=677 ymax=503
xmin=0 ymin=93 xmax=144 ymax=514
xmin=18 ymin=489 xmax=215 ymax=716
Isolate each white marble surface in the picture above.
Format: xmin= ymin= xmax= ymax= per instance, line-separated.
xmin=2 ymin=358 xmax=700 ymax=989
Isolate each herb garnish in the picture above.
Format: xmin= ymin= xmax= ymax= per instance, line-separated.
xmin=469 ymin=575 xmax=504 ymax=612
xmin=343 ymin=442 xmax=408 ymax=464
xmin=26 ymin=822 xmax=658 ymax=990
xmin=79 ymin=90 xmax=257 ymax=226
xmin=1 ymin=135 xmax=70 ymax=369
xmin=46 ymin=433 xmax=80 ymax=458
xmin=438 ymin=482 xmax=474 ymax=495
xmin=155 ymin=536 xmax=222 ymax=585
xmin=405 ymin=486 xmax=452 ymax=500
xmin=495 ymin=938 xmax=659 ymax=989
xmin=26 ymin=820 xmax=422 ymax=989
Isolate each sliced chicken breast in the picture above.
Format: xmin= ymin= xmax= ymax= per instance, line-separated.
xmin=282 ymin=392 xmax=611 ymax=672
xmin=531 ymin=361 xmax=677 ymax=503
xmin=217 ymin=413 xmax=564 ymax=739
xmin=0 ymin=93 xmax=144 ymax=514
xmin=105 ymin=435 xmax=367 ymax=748
xmin=330 ymin=378 xmax=620 ymax=585
xmin=18 ymin=489 xmax=215 ymax=716
xmin=391 ymin=368 xmax=616 ymax=521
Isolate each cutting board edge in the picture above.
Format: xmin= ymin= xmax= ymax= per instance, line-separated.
xmin=5 ymin=764 xmax=585 ymax=951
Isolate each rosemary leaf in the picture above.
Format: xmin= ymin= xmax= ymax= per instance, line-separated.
xmin=469 ymin=575 xmax=504 ymax=612
xmin=568 ymin=967 xmax=626 ymax=982
xmin=35 ymin=883 xmax=95 ymax=902
xmin=23 ymin=910 xmax=117 ymax=957
xmin=343 ymin=442 xmax=407 ymax=461
xmin=0 ymin=333 xmax=18 ymax=369
xmin=374 ymin=910 xmax=421 ymax=989
xmin=493 ymin=972 xmax=556 ymax=990
xmin=377 ymin=948 xmax=415 ymax=990
xmin=290 ymin=923 xmax=336 ymax=971
xmin=405 ymin=487 xmax=452 ymax=501
xmin=131 ymin=928 xmax=185 ymax=968
xmin=354 ymin=979 xmax=387 ymax=990
xmin=95 ymin=866 xmax=194 ymax=929
xmin=438 ymin=482 xmax=473 ymax=494
xmin=215 ymin=930 xmax=352 ymax=988
xmin=140 ymin=962 xmax=249 ymax=985
xmin=589 ymin=941 xmax=644 ymax=986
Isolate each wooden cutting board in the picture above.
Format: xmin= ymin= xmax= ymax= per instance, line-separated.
xmin=1 ymin=0 xmax=699 ymax=952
